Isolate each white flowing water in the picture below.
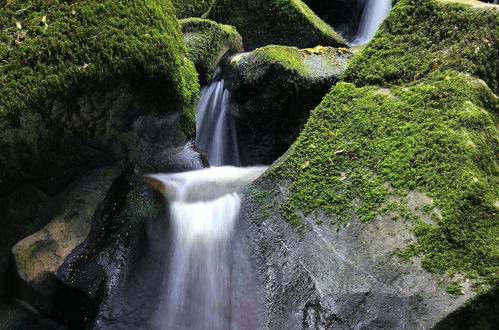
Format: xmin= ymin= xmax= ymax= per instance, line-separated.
xmin=353 ymin=0 xmax=392 ymax=45
xmin=196 ymin=67 xmax=240 ymax=166
xmin=149 ymin=166 xmax=267 ymax=329
xmin=150 ymin=60 xmax=267 ymax=329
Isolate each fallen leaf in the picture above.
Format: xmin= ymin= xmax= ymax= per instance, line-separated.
xmin=41 ymin=15 xmax=46 ymax=23
xmin=334 ymin=149 xmax=344 ymax=154
xmin=301 ymin=161 xmax=310 ymax=169
xmin=339 ymin=172 xmax=347 ymax=181
xmin=16 ymin=22 xmax=22 ymax=30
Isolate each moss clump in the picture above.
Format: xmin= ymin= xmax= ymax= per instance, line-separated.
xmin=447 ymin=281 xmax=465 ymax=296
xmin=204 ymin=0 xmax=346 ymax=50
xmin=343 ymin=0 xmax=499 ymax=94
xmin=0 ymin=0 xmax=199 ymax=134
xmin=270 ymin=70 xmax=498 ymax=281
xmin=171 ymin=0 xmax=213 ymax=18
xmin=180 ymin=18 xmax=243 ymax=83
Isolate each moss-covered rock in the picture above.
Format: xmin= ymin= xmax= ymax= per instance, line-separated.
xmin=343 ymin=0 xmax=499 ymax=93
xmin=204 ymin=0 xmax=347 ymax=50
xmin=243 ymin=0 xmax=498 ymax=327
xmin=181 ymin=18 xmax=243 ymax=84
xmin=0 ymin=0 xmax=199 ymax=196
xmin=225 ymin=45 xmax=353 ymax=164
xmin=171 ymin=0 xmax=213 ymax=18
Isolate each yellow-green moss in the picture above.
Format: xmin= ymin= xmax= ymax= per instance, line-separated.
xmin=271 ymin=70 xmax=498 ymax=281
xmin=171 ymin=0 xmax=213 ymax=18
xmin=343 ymin=0 xmax=499 ymax=93
xmin=204 ymin=0 xmax=346 ymax=50
xmin=0 ymin=0 xmax=199 ymax=135
xmin=180 ymin=17 xmax=243 ymax=82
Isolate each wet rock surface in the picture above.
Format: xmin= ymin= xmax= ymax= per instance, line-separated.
xmin=242 ymin=180 xmax=498 ymax=329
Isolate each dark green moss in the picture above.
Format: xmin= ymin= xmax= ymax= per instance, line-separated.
xmin=180 ymin=17 xmax=243 ymax=83
xmin=171 ymin=0 xmax=213 ymax=18
xmin=204 ymin=0 xmax=346 ymax=50
xmin=0 ymin=0 xmax=199 ymax=135
xmin=343 ymin=0 xmax=499 ymax=94
xmin=447 ymin=281 xmax=465 ymax=296
xmin=271 ymin=70 xmax=498 ymax=281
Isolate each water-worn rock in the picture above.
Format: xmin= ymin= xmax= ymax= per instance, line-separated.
xmin=11 ymin=166 xmax=120 ymax=316
xmin=226 ymin=45 xmax=353 ymax=165
xmin=181 ymin=18 xmax=244 ymax=84
xmin=204 ymin=0 xmax=347 ymax=50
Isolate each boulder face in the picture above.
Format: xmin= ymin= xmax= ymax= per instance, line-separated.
xmin=0 ymin=0 xmax=199 ymax=197
xmin=181 ymin=18 xmax=244 ymax=84
xmin=204 ymin=0 xmax=347 ymax=50
xmin=11 ymin=165 xmax=120 ymax=316
xmin=241 ymin=0 xmax=499 ymax=328
xmin=171 ymin=0 xmax=213 ymax=18
xmin=226 ymin=45 xmax=353 ymax=165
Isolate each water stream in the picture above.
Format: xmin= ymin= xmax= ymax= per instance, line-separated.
xmin=149 ymin=61 xmax=266 ymax=329
xmin=353 ymin=0 xmax=392 ymax=45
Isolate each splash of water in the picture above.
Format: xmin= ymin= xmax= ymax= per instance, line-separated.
xmin=149 ymin=166 xmax=267 ymax=329
xmin=353 ymin=0 xmax=391 ymax=45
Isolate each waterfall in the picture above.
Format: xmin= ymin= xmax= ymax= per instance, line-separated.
xmin=148 ymin=59 xmax=267 ymax=329
xmin=353 ymin=0 xmax=391 ymax=45
xmin=196 ymin=66 xmax=240 ymax=166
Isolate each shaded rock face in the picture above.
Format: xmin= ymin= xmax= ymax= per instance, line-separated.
xmin=222 ymin=46 xmax=352 ymax=165
xmin=0 ymin=77 xmax=189 ymax=198
xmin=242 ymin=181 xmax=497 ymax=329
xmin=181 ymin=18 xmax=244 ymax=85
xmin=303 ymin=0 xmax=365 ymax=40
xmin=11 ymin=165 xmax=120 ymax=317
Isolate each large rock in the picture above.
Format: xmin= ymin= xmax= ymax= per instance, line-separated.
xmin=243 ymin=71 xmax=498 ymax=328
xmin=11 ymin=165 xmax=120 ymax=315
xmin=204 ymin=0 xmax=347 ymax=50
xmin=181 ymin=18 xmax=244 ymax=84
xmin=171 ymin=0 xmax=213 ymax=18
xmin=0 ymin=0 xmax=199 ymax=197
xmin=240 ymin=1 xmax=498 ymax=327
xmin=226 ymin=45 xmax=353 ymax=165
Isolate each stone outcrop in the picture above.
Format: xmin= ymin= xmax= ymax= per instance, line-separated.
xmin=181 ymin=18 xmax=244 ymax=84
xmin=204 ymin=0 xmax=347 ymax=50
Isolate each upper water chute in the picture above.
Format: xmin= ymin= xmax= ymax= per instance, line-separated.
xmin=196 ymin=64 xmax=240 ymax=166
xmin=353 ymin=0 xmax=392 ymax=45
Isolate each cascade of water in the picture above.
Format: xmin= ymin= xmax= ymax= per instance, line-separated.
xmin=149 ymin=166 xmax=266 ymax=329
xmin=196 ymin=66 xmax=240 ymax=166
xmin=353 ymin=0 xmax=392 ymax=45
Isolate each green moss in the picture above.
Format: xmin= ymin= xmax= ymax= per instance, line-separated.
xmin=343 ymin=0 xmax=499 ymax=93
xmin=271 ymin=70 xmax=498 ymax=281
xmin=180 ymin=17 xmax=243 ymax=82
xmin=447 ymin=281 xmax=465 ymax=296
xmin=0 ymin=0 xmax=199 ymax=135
xmin=204 ymin=0 xmax=346 ymax=50
xmin=171 ymin=0 xmax=213 ymax=18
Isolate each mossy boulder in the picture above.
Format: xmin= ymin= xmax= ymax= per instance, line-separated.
xmin=343 ymin=0 xmax=499 ymax=93
xmin=171 ymin=0 xmax=213 ymax=18
xmin=181 ymin=18 xmax=243 ymax=84
xmin=0 ymin=0 xmax=199 ymax=196
xmin=225 ymin=45 xmax=353 ymax=164
xmin=204 ymin=0 xmax=347 ymax=50
xmin=243 ymin=0 xmax=499 ymax=327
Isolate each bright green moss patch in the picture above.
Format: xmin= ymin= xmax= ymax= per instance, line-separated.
xmin=204 ymin=0 xmax=346 ymax=50
xmin=0 ymin=0 xmax=199 ymax=134
xmin=343 ymin=0 xmax=499 ymax=93
xmin=171 ymin=0 xmax=213 ymax=18
xmin=180 ymin=18 xmax=243 ymax=83
xmin=270 ymin=71 xmax=498 ymax=280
